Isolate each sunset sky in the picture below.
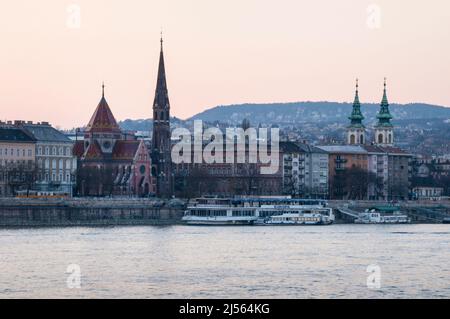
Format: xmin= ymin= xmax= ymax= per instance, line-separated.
xmin=1 ymin=0 xmax=449 ymax=129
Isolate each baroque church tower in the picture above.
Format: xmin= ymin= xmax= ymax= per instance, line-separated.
xmin=347 ymin=79 xmax=366 ymax=145
xmin=151 ymin=36 xmax=172 ymax=197
xmin=374 ymin=78 xmax=394 ymax=146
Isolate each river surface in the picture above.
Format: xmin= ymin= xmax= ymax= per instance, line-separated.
xmin=0 ymin=224 xmax=449 ymax=299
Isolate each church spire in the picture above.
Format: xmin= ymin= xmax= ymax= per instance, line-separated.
xmin=376 ymin=77 xmax=393 ymax=127
xmin=348 ymin=78 xmax=365 ymax=128
xmin=153 ymin=33 xmax=170 ymax=109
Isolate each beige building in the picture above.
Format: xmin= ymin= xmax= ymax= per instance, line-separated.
xmin=0 ymin=126 xmax=36 ymax=196
xmin=15 ymin=121 xmax=77 ymax=195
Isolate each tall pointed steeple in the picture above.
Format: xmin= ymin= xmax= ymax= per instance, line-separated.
xmin=153 ymin=34 xmax=170 ymax=110
xmin=151 ymin=34 xmax=172 ymax=197
xmin=347 ymin=79 xmax=366 ymax=145
xmin=374 ymin=78 xmax=394 ymax=146
xmin=376 ymin=77 xmax=393 ymax=127
xmin=348 ymin=78 xmax=365 ymax=128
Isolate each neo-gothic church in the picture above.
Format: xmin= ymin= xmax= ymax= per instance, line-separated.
xmin=74 ymin=85 xmax=155 ymax=196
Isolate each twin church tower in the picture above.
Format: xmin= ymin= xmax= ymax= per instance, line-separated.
xmin=347 ymin=78 xmax=394 ymax=147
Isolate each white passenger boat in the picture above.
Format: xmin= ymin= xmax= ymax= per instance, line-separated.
xmin=355 ymin=207 xmax=411 ymax=224
xmin=182 ymin=196 xmax=334 ymax=226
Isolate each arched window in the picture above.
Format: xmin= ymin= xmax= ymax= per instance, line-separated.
xmin=388 ymin=134 xmax=392 ymax=144
xmin=360 ymin=134 xmax=364 ymax=144
xmin=350 ymin=134 xmax=356 ymax=145
xmin=378 ymin=134 xmax=383 ymax=144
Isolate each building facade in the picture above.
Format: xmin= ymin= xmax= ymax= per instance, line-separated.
xmin=15 ymin=121 xmax=77 ymax=195
xmin=317 ymin=145 xmax=368 ymax=199
xmin=173 ymin=140 xmax=283 ymax=197
xmin=281 ymin=142 xmax=328 ymax=198
xmin=0 ymin=126 xmax=36 ymax=196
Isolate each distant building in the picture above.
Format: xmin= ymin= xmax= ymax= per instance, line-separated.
xmin=280 ymin=142 xmax=328 ymax=198
xmin=363 ymin=145 xmax=411 ymax=200
xmin=173 ymin=141 xmax=283 ymax=197
xmin=0 ymin=126 xmax=36 ymax=196
xmin=74 ymin=85 xmax=155 ymax=197
xmin=412 ymin=186 xmax=444 ymax=200
xmin=15 ymin=121 xmax=77 ymax=195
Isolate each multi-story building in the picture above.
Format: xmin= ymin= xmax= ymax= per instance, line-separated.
xmin=173 ymin=140 xmax=283 ymax=197
xmin=280 ymin=142 xmax=328 ymax=198
xmin=316 ymin=145 xmax=368 ymax=199
xmin=15 ymin=121 xmax=77 ymax=195
xmin=0 ymin=126 xmax=36 ymax=196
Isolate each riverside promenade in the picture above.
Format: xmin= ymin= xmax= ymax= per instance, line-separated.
xmin=0 ymin=197 xmax=186 ymax=227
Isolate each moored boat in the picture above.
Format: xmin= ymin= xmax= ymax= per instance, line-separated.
xmin=182 ymin=196 xmax=334 ymax=226
xmin=355 ymin=206 xmax=411 ymax=224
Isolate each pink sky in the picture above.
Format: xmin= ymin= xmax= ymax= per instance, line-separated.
xmin=0 ymin=0 xmax=449 ymax=129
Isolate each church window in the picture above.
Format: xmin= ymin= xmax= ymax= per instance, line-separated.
xmin=378 ymin=134 xmax=383 ymax=144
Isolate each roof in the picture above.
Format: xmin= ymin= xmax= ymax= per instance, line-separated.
xmin=297 ymin=143 xmax=328 ymax=154
xmin=280 ymin=141 xmax=327 ymax=154
xmin=0 ymin=127 xmax=36 ymax=143
xmin=22 ymin=124 xmax=72 ymax=143
xmin=84 ymin=140 xmax=104 ymax=160
xmin=377 ymin=146 xmax=411 ymax=156
xmin=280 ymin=141 xmax=302 ymax=153
xmin=317 ymin=145 xmax=367 ymax=154
xmin=112 ymin=140 xmax=140 ymax=160
xmin=86 ymin=95 xmax=121 ymax=133
xmin=362 ymin=145 xmax=385 ymax=154
xmin=73 ymin=140 xmax=85 ymax=157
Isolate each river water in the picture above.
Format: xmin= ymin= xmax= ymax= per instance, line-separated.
xmin=0 ymin=224 xmax=449 ymax=299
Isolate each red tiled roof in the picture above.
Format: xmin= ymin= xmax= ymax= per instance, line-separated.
xmin=73 ymin=140 xmax=85 ymax=157
xmin=86 ymin=96 xmax=121 ymax=133
xmin=112 ymin=140 xmax=140 ymax=160
xmin=84 ymin=140 xmax=104 ymax=159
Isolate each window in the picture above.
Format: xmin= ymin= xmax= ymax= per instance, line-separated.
xmin=28 ymin=150 xmax=32 ymax=157
xmin=378 ymin=134 xmax=383 ymax=144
